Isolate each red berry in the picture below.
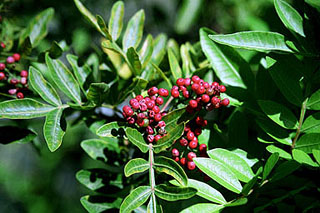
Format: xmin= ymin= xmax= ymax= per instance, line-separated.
xmin=140 ymin=103 xmax=148 ymax=111
xmin=0 ymin=42 xmax=5 ymax=48
xmin=147 ymin=135 xmax=155 ymax=143
xmin=203 ymin=175 xmax=211 ymax=182
xmin=154 ymin=135 xmax=161 ymax=142
xmin=220 ymin=85 xmax=226 ymax=93
xmin=147 ymin=101 xmax=155 ymax=109
xmin=0 ymin=72 xmax=5 ymax=80
xmin=187 ymin=161 xmax=196 ymax=170
xmin=171 ymin=89 xmax=180 ymax=98
xmin=129 ymin=98 xmax=138 ymax=106
xmin=136 ymin=95 xmax=143 ymax=101
xmin=184 ymin=125 xmax=191 ymax=132
xmin=152 ymin=105 xmax=160 ymax=113
xmin=187 ymin=131 xmax=195 ymax=141
xmin=172 ymin=85 xmax=178 ymax=90
xmin=172 ymin=148 xmax=179 ymax=157
xmin=212 ymin=82 xmax=219 ymax=87
xmin=179 ymin=86 xmax=187 ymax=91
xmin=154 ymin=113 xmax=162 ymax=122
xmin=176 ymin=78 xmax=185 ymax=86
xmin=189 ymin=140 xmax=198 ymax=149
xmin=146 ymin=126 xmax=154 ymax=135
xmin=203 ymin=82 xmax=210 ymax=89
xmin=179 ymin=138 xmax=188 ymax=146
xmin=221 ymin=98 xmax=230 ymax=106
xmin=187 ymin=152 xmax=196 ymax=161
xmin=158 ymin=121 xmax=166 ymax=127
xmin=184 ymin=78 xmax=191 ymax=86
xmin=194 ymin=128 xmax=202 ymax=136
xmin=182 ymin=90 xmax=189 ymax=98
xmin=174 ymin=157 xmax=180 ymax=162
xmin=196 ymin=86 xmax=205 ymax=95
xmin=16 ymin=92 xmax=24 ymax=99
xmin=156 ymin=97 xmax=164 ymax=105
xmin=6 ymin=56 xmax=15 ymax=64
xmin=211 ymin=96 xmax=220 ymax=105
xmin=10 ymin=78 xmax=19 ymax=85
xmin=191 ymin=83 xmax=199 ymax=91
xmin=161 ymin=112 xmax=167 ymax=116
xmin=127 ymin=117 xmax=135 ymax=124
xmin=131 ymin=101 xmax=140 ymax=110
xmin=0 ymin=63 xmax=5 ymax=70
xmin=199 ymin=144 xmax=207 ymax=152
xmin=8 ymin=89 xmax=17 ymax=95
xmin=180 ymin=157 xmax=186 ymax=165
xmin=149 ymin=110 xmax=155 ymax=118
xmin=189 ymin=100 xmax=198 ymax=108
xmin=158 ymin=88 xmax=169 ymax=97
xmin=13 ymin=53 xmax=21 ymax=61
xmin=191 ymin=75 xmax=200 ymax=83
xmin=201 ymin=94 xmax=210 ymax=103
xmin=148 ymin=86 xmax=158 ymax=96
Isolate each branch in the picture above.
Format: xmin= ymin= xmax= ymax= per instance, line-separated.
xmin=291 ymin=98 xmax=308 ymax=149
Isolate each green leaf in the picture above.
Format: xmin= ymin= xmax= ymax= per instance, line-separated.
xmin=301 ymin=112 xmax=320 ymax=133
xmin=180 ymin=44 xmax=195 ymax=76
xmin=120 ymin=186 xmax=151 ymax=213
xmin=67 ymin=54 xmax=92 ymax=87
xmin=108 ymin=1 xmax=124 ymax=41
xmin=193 ymin=157 xmax=242 ymax=194
xmin=168 ymin=48 xmax=182 ymax=80
xmin=153 ymin=123 xmax=184 ymax=153
xmin=74 ymin=0 xmax=111 ymax=39
xmin=306 ymin=0 xmax=320 ymax=11
xmin=295 ymin=133 xmax=320 ymax=153
xmin=139 ymin=34 xmax=154 ymax=69
xmin=307 ymin=89 xmax=320 ymax=110
xmin=19 ymin=36 xmax=32 ymax=55
xmin=161 ymin=108 xmax=187 ymax=131
xmin=125 ymin=127 xmax=149 ymax=153
xmin=258 ymin=100 xmax=298 ymax=129
xmin=274 ymin=0 xmax=305 ymax=37
xmin=200 ymin=28 xmax=246 ymax=88
xmin=0 ymin=98 xmax=55 ymax=119
xmin=47 ymin=41 xmax=63 ymax=59
xmin=0 ymin=126 xmax=37 ymax=145
xmin=122 ymin=9 xmax=145 ymax=52
xmin=154 ymin=184 xmax=197 ymax=201
xmin=292 ymin=149 xmax=318 ymax=167
xmin=270 ymin=160 xmax=300 ymax=182
xmin=96 ymin=121 xmax=126 ymax=137
xmin=209 ymin=31 xmax=293 ymax=53
xmin=224 ymin=197 xmax=248 ymax=207
xmin=152 ymin=63 xmax=172 ymax=88
xmin=81 ymin=195 xmax=121 ymax=213
xmin=124 ymin=158 xmax=149 ymax=177
xmin=229 ymin=149 xmax=259 ymax=167
xmin=29 ymin=66 xmax=61 ymax=106
xmin=81 ymin=138 xmax=119 ymax=162
xmin=262 ymin=153 xmax=279 ymax=180
xmin=242 ymin=175 xmax=259 ymax=196
xmin=19 ymin=8 xmax=54 ymax=47
xmin=150 ymin=34 xmax=167 ymax=65
xmin=154 ymin=156 xmax=188 ymax=186
xmin=207 ymin=148 xmax=255 ymax=183
xmin=180 ymin=203 xmax=224 ymax=213
xmin=46 ymin=53 xmax=81 ymax=104
xmin=147 ymin=196 xmax=162 ymax=213
xmin=127 ymin=47 xmax=142 ymax=76
xmin=87 ymin=83 xmax=110 ymax=105
xmin=266 ymin=145 xmax=292 ymax=160
xmin=96 ymin=15 xmax=110 ymax=38
xmin=43 ymin=108 xmax=65 ymax=152
xmin=76 ymin=169 xmax=106 ymax=191
xmin=312 ymin=149 xmax=320 ymax=165
xmin=171 ymin=179 xmax=227 ymax=204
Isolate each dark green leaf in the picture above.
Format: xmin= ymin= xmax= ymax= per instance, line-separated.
xmin=270 ymin=160 xmax=300 ymax=182
xmin=19 ymin=36 xmax=32 ymax=55
xmin=29 ymin=66 xmax=61 ymax=106
xmin=295 ymin=133 xmax=320 ymax=153
xmin=307 ymin=89 xmax=320 ymax=110
xmin=180 ymin=203 xmax=224 ymax=213
xmin=256 ymin=119 xmax=292 ymax=145
xmin=301 ymin=112 xmax=320 ymax=133
xmin=266 ymin=145 xmax=292 ymax=160
xmin=125 ymin=127 xmax=149 ymax=153
xmin=48 ymin=41 xmax=63 ymax=58
xmin=120 ymin=186 xmax=151 ymax=213
xmin=193 ymin=157 xmax=242 ymax=194
xmin=122 ymin=10 xmax=145 ymax=52
xmin=262 ymin=153 xmax=279 ymax=180
xmin=209 ymin=31 xmax=293 ymax=53
xmin=108 ymin=1 xmax=124 ymax=41
xmin=306 ymin=0 xmax=320 ymax=11
xmin=153 ymin=123 xmax=184 ymax=153
xmin=96 ymin=121 xmax=126 ymax=137
xmin=81 ymin=138 xmax=119 ymax=161
xmin=258 ymin=100 xmax=298 ymax=129
xmin=124 ymin=158 xmax=149 ymax=177
xmin=46 ymin=53 xmax=81 ymax=104
xmin=292 ymin=149 xmax=318 ymax=167
xmin=43 ymin=108 xmax=65 ymax=152
xmin=127 ymin=47 xmax=142 ymax=76
xmin=154 ymin=184 xmax=196 ymax=201
xmin=87 ymin=83 xmax=110 ymax=105
xmin=154 ymin=156 xmax=188 ymax=186
xmin=274 ymin=0 xmax=305 ymax=37
xmin=96 ymin=15 xmax=109 ymax=38
xmin=0 ymin=98 xmax=55 ymax=119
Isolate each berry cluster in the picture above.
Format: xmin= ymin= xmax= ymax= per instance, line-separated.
xmin=122 ymin=87 xmax=169 ymax=143
xmin=171 ymin=116 xmax=208 ymax=171
xmin=171 ymin=76 xmax=229 ymax=113
xmin=0 ymin=49 xmax=28 ymax=99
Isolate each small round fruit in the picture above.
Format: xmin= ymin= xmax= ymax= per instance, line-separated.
xmin=219 ymin=85 xmax=226 ymax=93
xmin=187 ymin=131 xmax=195 ymax=141
xmin=199 ymin=144 xmax=207 ymax=153
xmin=187 ymin=152 xmax=196 ymax=161
xmin=179 ymin=138 xmax=188 ymax=146
xmin=187 ymin=161 xmax=196 ymax=170
xmin=180 ymin=157 xmax=186 ymax=165
xmin=176 ymin=78 xmax=185 ymax=86
xmin=221 ymin=98 xmax=230 ymax=106
xmin=172 ymin=148 xmax=179 ymax=157
xmin=171 ymin=89 xmax=180 ymax=98
xmin=189 ymin=100 xmax=198 ymax=108
xmin=191 ymin=75 xmax=200 ymax=83
xmin=6 ymin=56 xmax=15 ymax=64
xmin=13 ymin=53 xmax=21 ymax=61
xmin=0 ymin=63 xmax=5 ymax=70
xmin=0 ymin=72 xmax=5 ymax=80
xmin=158 ymin=88 xmax=169 ymax=97
xmin=189 ymin=140 xmax=198 ymax=149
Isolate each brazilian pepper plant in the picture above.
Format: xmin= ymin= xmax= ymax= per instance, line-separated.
xmin=1 ymin=0 xmax=320 ymax=212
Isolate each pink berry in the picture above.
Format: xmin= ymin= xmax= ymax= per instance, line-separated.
xmin=20 ymin=70 xmax=28 ymax=77
xmin=0 ymin=72 xmax=5 ymax=80
xmin=147 ymin=135 xmax=154 ymax=143
xmin=156 ymin=97 xmax=164 ymax=105
xmin=179 ymin=138 xmax=188 ymax=146
xmin=191 ymin=75 xmax=200 ymax=83
xmin=6 ymin=56 xmax=15 ymax=64
xmin=172 ymin=148 xmax=179 ymax=157
xmin=158 ymin=88 xmax=169 ymax=97
xmin=136 ymin=95 xmax=143 ymax=101
xmin=154 ymin=113 xmax=162 ymax=122
xmin=152 ymin=105 xmax=160 ymax=113
xmin=0 ymin=42 xmax=5 ymax=48
xmin=20 ymin=77 xmax=27 ymax=85
xmin=184 ymin=78 xmax=191 ymax=86
xmin=182 ymin=90 xmax=189 ymax=98
xmin=0 ymin=63 xmax=5 ymax=70
xmin=8 ymin=89 xmax=17 ymax=95
xmin=154 ymin=135 xmax=161 ymax=142
xmin=146 ymin=126 xmax=154 ymax=135
xmin=187 ymin=131 xmax=195 ymax=141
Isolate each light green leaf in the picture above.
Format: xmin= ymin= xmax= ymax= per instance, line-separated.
xmin=152 ymin=63 xmax=172 ymax=88
xmin=81 ymin=195 xmax=122 ymax=213
xmin=180 ymin=44 xmax=195 ymax=76
xmin=122 ymin=10 xmax=145 ymax=52
xmin=19 ymin=8 xmax=54 ymax=47
xmin=209 ymin=31 xmax=293 ymax=53
xmin=139 ymin=34 xmax=153 ymax=69
xmin=67 ymin=54 xmax=92 ymax=87
xmin=96 ymin=121 xmax=126 ymax=137
xmin=43 ymin=108 xmax=65 ymax=152
xmin=181 ymin=203 xmax=224 ymax=213
xmin=266 ymin=145 xmax=292 ymax=160
xmin=258 ymin=100 xmax=298 ymax=129
xmin=224 ymin=198 xmax=248 ymax=207
xmin=167 ymin=39 xmax=180 ymax=61
xmin=125 ymin=127 xmax=149 ymax=153
xmin=292 ymin=149 xmax=318 ymax=167
xmin=87 ymin=83 xmax=110 ymax=105
xmin=154 ymin=156 xmax=188 ymax=186
xmin=168 ymin=48 xmax=182 ymax=80
xmin=307 ymin=89 xmax=320 ymax=110
xmin=154 ymin=184 xmax=197 ymax=201
xmin=274 ymin=0 xmax=305 ymax=37
xmin=147 ymin=196 xmax=162 ymax=213
xmin=108 ymin=1 xmax=124 ymax=41
xmin=153 ymin=123 xmax=184 ymax=153
xmin=124 ymin=158 xmax=149 ymax=177
xmin=127 ymin=47 xmax=142 ymax=76
xmin=262 ymin=153 xmax=279 ymax=180
xmin=301 ymin=112 xmax=320 ymax=133
xmin=45 ymin=53 xmax=81 ymax=104
xmin=295 ymin=133 xmax=320 ymax=153
xmin=312 ymin=149 xmax=320 ymax=165
xmin=193 ymin=158 xmax=242 ymax=194
xmin=161 ymin=108 xmax=186 ymax=130
xmin=208 ymin=148 xmax=255 ymax=183
xmin=29 ymin=66 xmax=61 ymax=106
xmin=120 ymin=186 xmax=151 ymax=213
xmin=200 ymin=28 xmax=246 ymax=88
xmin=0 ymin=98 xmax=55 ymax=119
xmin=229 ymin=149 xmax=259 ymax=167
xmin=81 ymin=138 xmax=119 ymax=161
xmin=76 ymin=169 xmax=106 ymax=191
